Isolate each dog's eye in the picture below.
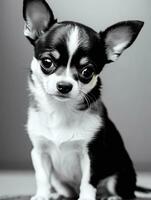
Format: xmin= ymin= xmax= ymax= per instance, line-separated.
xmin=40 ymin=58 xmax=56 ymax=75
xmin=80 ymin=65 xmax=94 ymax=80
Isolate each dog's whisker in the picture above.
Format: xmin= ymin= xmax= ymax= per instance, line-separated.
xmin=80 ymin=89 xmax=91 ymax=108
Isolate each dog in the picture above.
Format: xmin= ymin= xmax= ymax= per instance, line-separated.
xmin=23 ymin=0 xmax=149 ymax=200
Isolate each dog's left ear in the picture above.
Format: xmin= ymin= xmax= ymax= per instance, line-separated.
xmin=23 ymin=0 xmax=57 ymax=45
xmin=101 ymin=20 xmax=144 ymax=63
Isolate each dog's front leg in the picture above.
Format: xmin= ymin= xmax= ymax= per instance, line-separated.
xmin=79 ymin=150 xmax=96 ymax=200
xmin=31 ymin=148 xmax=51 ymax=200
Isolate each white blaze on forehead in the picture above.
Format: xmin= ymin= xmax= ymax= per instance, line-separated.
xmin=66 ymin=26 xmax=79 ymax=75
xmin=67 ymin=26 xmax=79 ymax=58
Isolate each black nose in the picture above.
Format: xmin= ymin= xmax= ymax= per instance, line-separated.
xmin=57 ymin=81 xmax=73 ymax=94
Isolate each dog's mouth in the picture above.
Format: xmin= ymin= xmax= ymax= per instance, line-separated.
xmin=53 ymin=93 xmax=71 ymax=102
xmin=56 ymin=94 xmax=70 ymax=98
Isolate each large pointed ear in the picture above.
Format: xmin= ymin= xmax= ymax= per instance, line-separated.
xmin=102 ymin=20 xmax=144 ymax=62
xmin=23 ymin=0 xmax=57 ymax=45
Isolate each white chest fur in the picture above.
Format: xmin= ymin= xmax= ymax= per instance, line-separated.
xmin=27 ymin=103 xmax=102 ymax=145
xmin=27 ymin=102 xmax=102 ymax=188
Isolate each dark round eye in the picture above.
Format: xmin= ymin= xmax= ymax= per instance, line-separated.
xmin=80 ymin=66 xmax=94 ymax=80
xmin=40 ymin=58 xmax=56 ymax=74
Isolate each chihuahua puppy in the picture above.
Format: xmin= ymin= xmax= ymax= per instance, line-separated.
xmin=23 ymin=0 xmax=145 ymax=200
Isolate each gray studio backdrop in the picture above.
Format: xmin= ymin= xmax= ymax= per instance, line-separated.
xmin=0 ymin=0 xmax=151 ymax=171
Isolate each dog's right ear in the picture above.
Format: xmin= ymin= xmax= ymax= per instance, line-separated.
xmin=23 ymin=0 xmax=57 ymax=45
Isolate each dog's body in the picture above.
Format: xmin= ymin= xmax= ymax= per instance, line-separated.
xmin=23 ymin=1 xmax=145 ymax=200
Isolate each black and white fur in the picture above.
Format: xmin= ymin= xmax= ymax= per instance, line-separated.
xmin=23 ymin=1 xmax=148 ymax=200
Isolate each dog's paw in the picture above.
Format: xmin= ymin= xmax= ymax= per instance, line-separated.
xmin=78 ymin=183 xmax=96 ymax=200
xmin=106 ymin=196 xmax=121 ymax=200
xmin=31 ymin=192 xmax=61 ymax=200
xmin=31 ymin=195 xmax=49 ymax=200
xmin=78 ymin=199 xmax=95 ymax=200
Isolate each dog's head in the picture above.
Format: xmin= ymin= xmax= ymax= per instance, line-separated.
xmin=23 ymin=0 xmax=143 ymax=107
